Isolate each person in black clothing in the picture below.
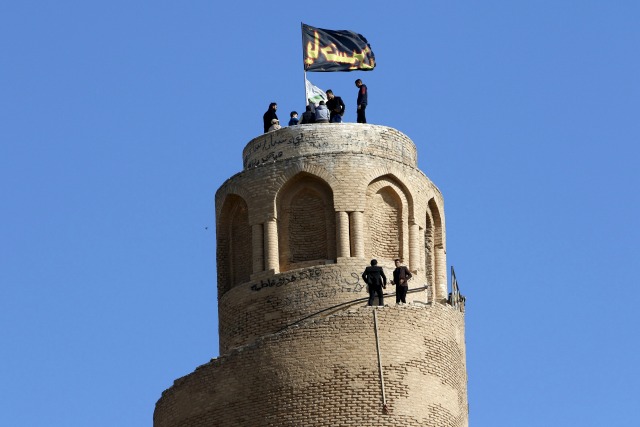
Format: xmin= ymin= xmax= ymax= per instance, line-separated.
xmin=355 ymin=79 xmax=368 ymax=123
xmin=362 ymin=259 xmax=387 ymax=306
xmin=325 ymin=89 xmax=345 ymax=123
xmin=391 ymin=258 xmax=412 ymax=304
xmin=263 ymin=102 xmax=278 ymax=133
xmin=299 ymin=104 xmax=316 ymax=124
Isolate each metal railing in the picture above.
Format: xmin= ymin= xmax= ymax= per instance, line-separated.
xmin=276 ymin=285 xmax=430 ymax=333
xmin=448 ymin=266 xmax=465 ymax=311
xmin=276 ymin=267 xmax=467 ymax=335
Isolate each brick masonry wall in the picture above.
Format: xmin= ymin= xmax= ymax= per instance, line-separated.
xmin=217 ymin=260 xmax=429 ymax=353
xmin=154 ymin=125 xmax=468 ymax=426
xmin=289 ymin=189 xmax=328 ymax=262
xmin=154 ymin=304 xmax=468 ymax=427
xmin=277 ymin=175 xmax=336 ymax=271
xmin=217 ymin=195 xmax=253 ymax=294
xmin=242 ymin=124 xmax=417 ymax=170
xmin=216 ymin=125 xmax=446 ymax=296
xmin=366 ymin=188 xmax=402 ymax=260
xmin=230 ymin=203 xmax=252 ymax=287
xmin=216 ymin=125 xmax=450 ymax=349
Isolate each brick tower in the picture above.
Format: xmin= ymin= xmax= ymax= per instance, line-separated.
xmin=154 ymin=124 xmax=468 ymax=426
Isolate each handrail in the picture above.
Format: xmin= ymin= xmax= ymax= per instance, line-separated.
xmin=276 ymin=285 xmax=430 ymax=333
xmin=449 ymin=266 xmax=465 ymax=311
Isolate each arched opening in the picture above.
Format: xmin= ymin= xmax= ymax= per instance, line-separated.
xmin=425 ymin=208 xmax=435 ymax=287
xmin=217 ymin=194 xmax=252 ymax=297
xmin=364 ymin=176 xmax=410 ymax=263
xmin=427 ymin=198 xmax=446 ymax=300
xmin=277 ymin=173 xmax=335 ymax=272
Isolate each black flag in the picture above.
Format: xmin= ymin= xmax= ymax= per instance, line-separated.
xmin=302 ymin=24 xmax=376 ymax=72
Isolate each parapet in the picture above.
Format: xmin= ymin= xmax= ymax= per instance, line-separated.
xmin=242 ymin=123 xmax=418 ymax=170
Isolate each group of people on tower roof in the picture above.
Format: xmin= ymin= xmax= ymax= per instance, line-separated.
xmin=262 ymin=79 xmax=368 ymax=133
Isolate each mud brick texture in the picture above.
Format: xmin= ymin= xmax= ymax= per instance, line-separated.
xmin=154 ymin=124 xmax=468 ymax=427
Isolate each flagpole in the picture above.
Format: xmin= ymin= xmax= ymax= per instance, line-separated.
xmin=301 ymin=22 xmax=308 ymax=106
xmin=304 ymin=70 xmax=308 ymax=106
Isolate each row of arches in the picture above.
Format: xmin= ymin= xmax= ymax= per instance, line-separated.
xmin=217 ymin=172 xmax=445 ymax=297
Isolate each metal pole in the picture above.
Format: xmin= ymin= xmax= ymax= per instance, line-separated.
xmin=373 ymin=309 xmax=388 ymax=413
xmin=304 ymin=70 xmax=308 ymax=106
xmin=301 ymin=22 xmax=308 ymax=106
xmin=450 ymin=266 xmax=456 ymax=308
xmin=276 ymin=286 xmax=429 ymax=333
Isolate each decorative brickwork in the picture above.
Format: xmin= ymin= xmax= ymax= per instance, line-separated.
xmin=154 ymin=305 xmax=468 ymax=427
xmin=365 ymin=176 xmax=409 ymax=262
xmin=428 ymin=198 xmax=447 ymax=301
xmin=277 ymin=172 xmax=336 ymax=272
xmin=155 ymin=124 xmax=467 ymax=427
xmin=217 ymin=194 xmax=252 ymax=296
xmin=424 ymin=214 xmax=435 ymax=293
xmin=367 ymin=188 xmax=401 ymax=258
xmin=289 ymin=189 xmax=328 ymax=261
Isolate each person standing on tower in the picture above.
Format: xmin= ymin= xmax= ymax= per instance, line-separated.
xmin=300 ymin=104 xmax=316 ymax=124
xmin=362 ymin=259 xmax=387 ymax=306
xmin=391 ymin=258 xmax=412 ymax=304
xmin=263 ymin=102 xmax=278 ymax=133
xmin=325 ymin=89 xmax=345 ymax=123
xmin=314 ymin=100 xmax=330 ymax=123
xmin=354 ymin=79 xmax=368 ymax=123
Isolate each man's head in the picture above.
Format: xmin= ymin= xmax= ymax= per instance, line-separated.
xmin=269 ymin=102 xmax=277 ymax=111
xmin=326 ymin=89 xmax=334 ymax=99
xmin=370 ymin=259 xmax=378 ymax=266
xmin=290 ymin=111 xmax=298 ymax=118
xmin=355 ymin=79 xmax=362 ymax=87
xmin=319 ymin=100 xmax=325 ymax=105
xmin=394 ymin=259 xmax=401 ymax=267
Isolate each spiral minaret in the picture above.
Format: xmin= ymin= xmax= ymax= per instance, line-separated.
xmin=154 ymin=124 xmax=468 ymax=427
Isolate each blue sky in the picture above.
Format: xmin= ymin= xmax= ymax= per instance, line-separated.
xmin=1 ymin=1 xmax=639 ymax=426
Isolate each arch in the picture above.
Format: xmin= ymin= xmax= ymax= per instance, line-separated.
xmin=360 ymin=169 xmax=416 ymax=221
xmin=426 ymin=198 xmax=446 ymax=301
xmin=276 ymin=173 xmax=336 ymax=272
xmin=364 ymin=176 xmax=410 ymax=263
xmin=270 ymin=164 xmax=339 ymax=218
xmin=425 ymin=206 xmax=435 ymax=289
xmin=217 ymin=194 xmax=252 ymax=297
xmin=215 ymin=182 xmax=252 ymax=221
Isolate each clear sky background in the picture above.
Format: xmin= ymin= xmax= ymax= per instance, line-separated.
xmin=2 ymin=1 xmax=639 ymax=426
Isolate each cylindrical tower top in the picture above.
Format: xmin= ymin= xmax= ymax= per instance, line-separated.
xmin=242 ymin=124 xmax=418 ymax=170
xmin=155 ymin=124 xmax=468 ymax=427
xmin=216 ymin=124 xmax=448 ymax=353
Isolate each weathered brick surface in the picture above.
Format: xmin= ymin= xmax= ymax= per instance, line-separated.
xmin=217 ymin=195 xmax=252 ymax=293
xmin=216 ymin=124 xmax=447 ymax=300
xmin=366 ymin=184 xmax=404 ymax=260
xmin=241 ymin=124 xmax=417 ymax=170
xmin=217 ymin=259 xmax=434 ymax=353
xmin=154 ymin=304 xmax=468 ymax=427
xmin=276 ymin=173 xmax=336 ymax=271
xmin=154 ymin=124 xmax=468 ymax=426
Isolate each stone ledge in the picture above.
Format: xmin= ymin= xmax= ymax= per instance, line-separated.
xmin=243 ymin=124 xmax=418 ymax=170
